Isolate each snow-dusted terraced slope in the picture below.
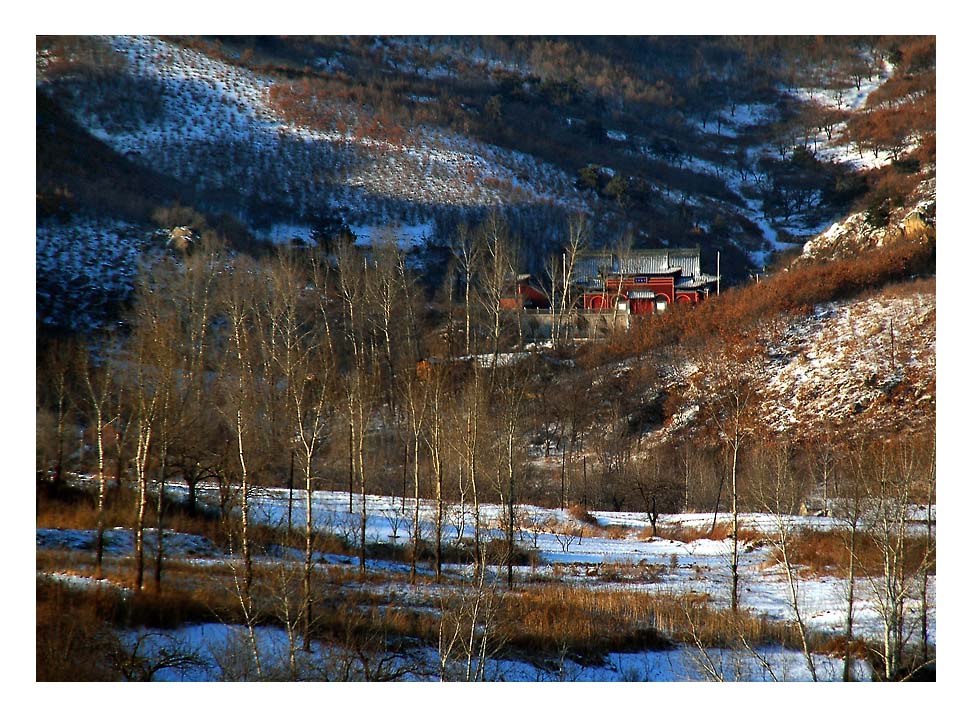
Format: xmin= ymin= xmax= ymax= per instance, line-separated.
xmin=763 ymin=292 xmax=936 ymax=432
xmin=36 ymin=220 xmax=159 ymax=330
xmin=53 ymin=36 xmax=586 ymax=233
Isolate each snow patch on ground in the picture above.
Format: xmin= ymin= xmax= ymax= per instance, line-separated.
xmin=120 ymin=621 xmax=872 ymax=681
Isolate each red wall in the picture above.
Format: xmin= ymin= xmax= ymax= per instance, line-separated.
xmin=584 ymin=278 xmax=706 ymax=314
xmin=630 ymin=298 xmax=654 ymax=315
xmin=606 ymin=277 xmax=675 ymax=304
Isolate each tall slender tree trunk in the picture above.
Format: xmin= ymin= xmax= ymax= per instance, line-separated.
xmin=236 ymin=411 xmax=252 ymax=601
xmin=410 ymin=430 xmax=421 ymax=584
xmin=135 ymin=476 xmax=147 ymax=591
xmin=779 ymin=531 xmax=818 ymax=681
xmin=93 ymin=416 xmax=107 ymax=579
xmin=303 ymin=452 xmax=314 ymax=653
xmin=468 ymin=372 xmax=482 ymax=577
xmin=843 ymin=518 xmax=858 ymax=681
xmin=134 ymin=426 xmax=151 ymax=592
xmin=921 ymin=475 xmax=933 ymax=666
xmin=153 ymin=444 xmax=168 ymax=593
xmin=730 ymin=441 xmax=739 ymax=613
xmin=356 ymin=390 xmax=368 ymax=581
xmin=347 ymin=412 xmax=355 ymax=513
xmin=710 ymin=462 xmax=725 ymax=535
xmin=506 ymin=425 xmax=515 ymax=589
xmin=434 ymin=471 xmax=443 ymax=583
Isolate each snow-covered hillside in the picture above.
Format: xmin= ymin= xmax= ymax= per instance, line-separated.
xmin=36 ymin=219 xmax=160 ymax=330
xmin=37 ymin=35 xmax=926 ymax=275
xmin=47 ymin=35 xmax=586 ymax=240
xmin=627 ymin=53 xmax=907 ymax=267
xmin=763 ymin=292 xmax=936 ymax=434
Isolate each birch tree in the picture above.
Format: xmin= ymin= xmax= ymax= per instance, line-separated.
xmin=263 ymin=251 xmax=333 ymax=652
xmin=78 ymin=340 xmax=113 ymax=578
xmin=697 ymin=335 xmax=766 ymax=612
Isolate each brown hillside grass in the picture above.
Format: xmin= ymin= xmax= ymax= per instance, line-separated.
xmin=620 ymin=237 xmax=935 ymax=359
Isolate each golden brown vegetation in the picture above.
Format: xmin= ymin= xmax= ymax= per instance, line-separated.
xmin=620 ymin=236 xmax=934 ymax=360
xmin=37 ymin=579 xmax=122 ymax=681
xmin=497 ymin=584 xmax=822 ymax=662
xmin=566 ymin=504 xmax=598 ymax=525
xmin=638 ymin=521 xmax=767 ymax=545
xmin=777 ymin=528 xmax=935 ymax=578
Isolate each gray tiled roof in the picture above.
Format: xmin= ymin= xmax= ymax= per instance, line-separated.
xmin=617 ymin=254 xmax=678 ymax=274
xmin=574 ymin=253 xmax=613 ymax=284
xmin=572 ymin=247 xmax=716 ymax=288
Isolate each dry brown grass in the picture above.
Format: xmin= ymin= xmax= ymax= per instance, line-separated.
xmin=604 ymin=525 xmax=631 ymax=540
xmin=35 ymin=567 xmax=254 ymax=681
xmin=816 ymin=634 xmax=871 ymax=660
xmin=566 ymin=504 xmax=598 ymax=526
xmin=37 ymin=481 xmax=226 ymax=544
xmin=778 ymin=528 xmax=935 ymax=577
xmin=36 ymin=480 xmax=363 ymax=564
xmin=495 ymin=584 xmax=820 ymax=662
xmin=544 ymin=519 xmax=597 ymax=538
xmin=540 ymin=516 xmax=628 ymax=541
xmin=36 ymin=578 xmax=123 ymax=681
xmin=497 ymin=585 xmax=670 ymax=660
xmin=639 ymin=521 xmax=767 ymax=545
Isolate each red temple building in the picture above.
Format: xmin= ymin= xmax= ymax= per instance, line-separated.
xmin=499 ymin=274 xmax=550 ymax=311
xmin=574 ymin=247 xmax=717 ymax=315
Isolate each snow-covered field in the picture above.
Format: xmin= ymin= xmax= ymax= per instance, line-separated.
xmin=112 ymin=621 xmax=871 ymax=682
xmin=42 ymin=475 xmax=935 ymax=683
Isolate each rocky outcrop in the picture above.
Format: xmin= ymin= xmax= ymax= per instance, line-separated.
xmin=798 ymin=174 xmax=935 ymax=264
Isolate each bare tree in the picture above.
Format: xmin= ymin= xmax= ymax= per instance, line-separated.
xmin=630 ymin=445 xmax=680 ymax=537
xmin=126 ymin=284 xmax=170 ymax=592
xmin=476 ymin=213 xmax=518 ymax=365
xmin=334 ymin=240 xmax=379 ymax=579
xmin=78 ymin=340 xmax=113 ymax=578
xmin=447 ymin=223 xmax=481 ymax=358
xmin=860 ymin=434 xmax=935 ymax=680
xmin=539 ymin=214 xmax=588 ymax=347
xmin=697 ymin=335 xmax=766 ymax=611
xmin=835 ymin=439 xmax=867 ymax=682
xmin=491 ymin=363 xmax=529 ymax=587
xmin=751 ymin=440 xmax=818 ymax=681
xmin=260 ymin=251 xmax=334 ymax=651
xmin=219 ymin=255 xmax=264 ymax=602
xmin=421 ymin=361 xmax=451 ymax=582
xmin=37 ymin=337 xmax=77 ymax=489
